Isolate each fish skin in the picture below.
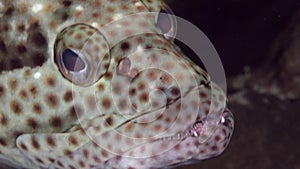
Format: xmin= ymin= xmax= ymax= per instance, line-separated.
xmin=0 ymin=0 xmax=234 ymax=168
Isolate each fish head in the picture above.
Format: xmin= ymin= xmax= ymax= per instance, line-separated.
xmin=0 ymin=0 xmax=234 ymax=168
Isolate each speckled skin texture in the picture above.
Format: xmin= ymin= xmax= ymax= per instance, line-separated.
xmin=0 ymin=0 xmax=233 ymax=168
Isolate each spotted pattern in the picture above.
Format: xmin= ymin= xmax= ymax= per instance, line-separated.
xmin=0 ymin=0 xmax=234 ymax=169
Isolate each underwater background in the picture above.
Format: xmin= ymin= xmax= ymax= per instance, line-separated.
xmin=169 ymin=0 xmax=300 ymax=169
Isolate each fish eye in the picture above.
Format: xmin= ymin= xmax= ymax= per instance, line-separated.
xmin=54 ymin=24 xmax=110 ymax=87
xmin=156 ymin=5 xmax=177 ymax=41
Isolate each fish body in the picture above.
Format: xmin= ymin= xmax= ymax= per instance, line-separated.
xmin=0 ymin=0 xmax=234 ymax=168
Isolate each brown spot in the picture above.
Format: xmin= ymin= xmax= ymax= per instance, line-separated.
xmin=32 ymin=103 xmax=42 ymax=115
xmin=10 ymin=100 xmax=23 ymax=115
xmin=211 ymin=145 xmax=218 ymax=151
xmin=61 ymin=13 xmax=69 ymax=21
xmin=125 ymin=122 xmax=134 ymax=132
xmin=63 ymin=149 xmax=72 ymax=155
xmin=104 ymin=72 xmax=112 ymax=80
xmin=75 ymin=33 xmax=83 ymax=40
xmin=31 ymin=137 xmax=40 ymax=150
xmin=45 ymin=76 xmax=56 ymax=87
xmin=104 ymin=116 xmax=114 ymax=126
xmin=27 ymin=118 xmax=38 ymax=129
xmin=4 ymin=7 xmax=14 ymax=16
xmin=138 ymin=82 xmax=146 ymax=90
xmin=174 ymin=144 xmax=180 ymax=151
xmin=19 ymin=90 xmax=28 ymax=100
xmin=154 ymin=124 xmax=162 ymax=131
xmin=29 ymin=84 xmax=38 ymax=96
xmin=67 ymin=29 xmax=75 ymax=36
xmin=69 ymin=104 xmax=83 ymax=119
xmin=24 ymin=69 xmax=31 ymax=78
xmin=0 ymin=85 xmax=5 ymax=98
xmin=62 ymin=0 xmax=72 ymax=7
xmin=200 ymin=92 xmax=207 ymax=98
xmin=83 ymin=149 xmax=89 ymax=158
xmin=98 ymin=83 xmax=105 ymax=91
xmin=79 ymin=160 xmax=85 ymax=168
xmin=0 ymin=138 xmax=7 ymax=146
xmin=137 ymin=5 xmax=146 ymax=11
xmin=93 ymin=155 xmax=101 ymax=163
xmin=1 ymin=23 xmax=10 ymax=32
xmin=145 ymin=44 xmax=152 ymax=49
xmin=68 ymin=165 xmax=76 ymax=169
xmin=92 ymin=12 xmax=101 ymax=18
xmin=140 ymin=92 xmax=149 ymax=103
xmin=0 ymin=113 xmax=8 ymax=126
xmin=101 ymin=150 xmax=109 ymax=158
xmin=35 ymin=157 xmax=44 ymax=164
xmin=57 ymin=160 xmax=64 ymax=167
xmin=68 ymin=106 xmax=77 ymax=119
xmin=101 ymin=97 xmax=111 ymax=110
xmin=45 ymin=93 xmax=59 ymax=108
xmin=17 ymin=24 xmax=26 ymax=33
xmin=103 ymin=62 xmax=110 ymax=71
xmin=63 ymin=90 xmax=73 ymax=102
xmin=170 ymin=87 xmax=180 ymax=97
xmin=9 ymin=78 xmax=18 ymax=90
xmin=205 ymin=109 xmax=209 ymax=115
xmin=165 ymin=117 xmax=171 ymax=123
xmin=19 ymin=143 xmax=28 ymax=150
xmin=68 ymin=136 xmax=78 ymax=146
xmin=120 ymin=42 xmax=130 ymax=51
xmin=146 ymin=70 xmax=158 ymax=80
xmin=187 ymin=150 xmax=194 ymax=156
xmin=48 ymin=157 xmax=55 ymax=163
xmin=121 ymin=4 xmax=129 ymax=10
xmin=106 ymin=6 xmax=115 ymax=13
xmin=46 ymin=136 xmax=56 ymax=147
xmin=215 ymin=135 xmax=221 ymax=142
xmin=129 ymin=88 xmax=136 ymax=96
xmin=50 ymin=116 xmax=62 ymax=128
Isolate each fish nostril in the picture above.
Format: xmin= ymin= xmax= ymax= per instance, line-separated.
xmin=221 ymin=108 xmax=234 ymax=129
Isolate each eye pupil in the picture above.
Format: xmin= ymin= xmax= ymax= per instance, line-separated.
xmin=62 ymin=49 xmax=85 ymax=72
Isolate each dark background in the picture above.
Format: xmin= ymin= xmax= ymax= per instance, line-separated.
xmin=166 ymin=0 xmax=300 ymax=169
xmin=167 ymin=0 xmax=299 ymax=76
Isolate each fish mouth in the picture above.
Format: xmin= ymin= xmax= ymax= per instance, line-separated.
xmin=157 ymin=108 xmax=234 ymax=142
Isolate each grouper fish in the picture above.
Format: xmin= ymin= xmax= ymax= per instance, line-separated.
xmin=0 ymin=0 xmax=234 ymax=168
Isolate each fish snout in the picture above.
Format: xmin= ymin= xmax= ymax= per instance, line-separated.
xmin=193 ymin=108 xmax=234 ymax=160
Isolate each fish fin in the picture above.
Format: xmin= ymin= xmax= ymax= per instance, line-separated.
xmin=16 ymin=113 xmax=126 ymax=168
xmin=16 ymin=128 xmax=90 ymax=168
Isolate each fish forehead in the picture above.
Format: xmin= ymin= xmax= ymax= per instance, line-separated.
xmin=0 ymin=0 xmax=233 ymax=168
